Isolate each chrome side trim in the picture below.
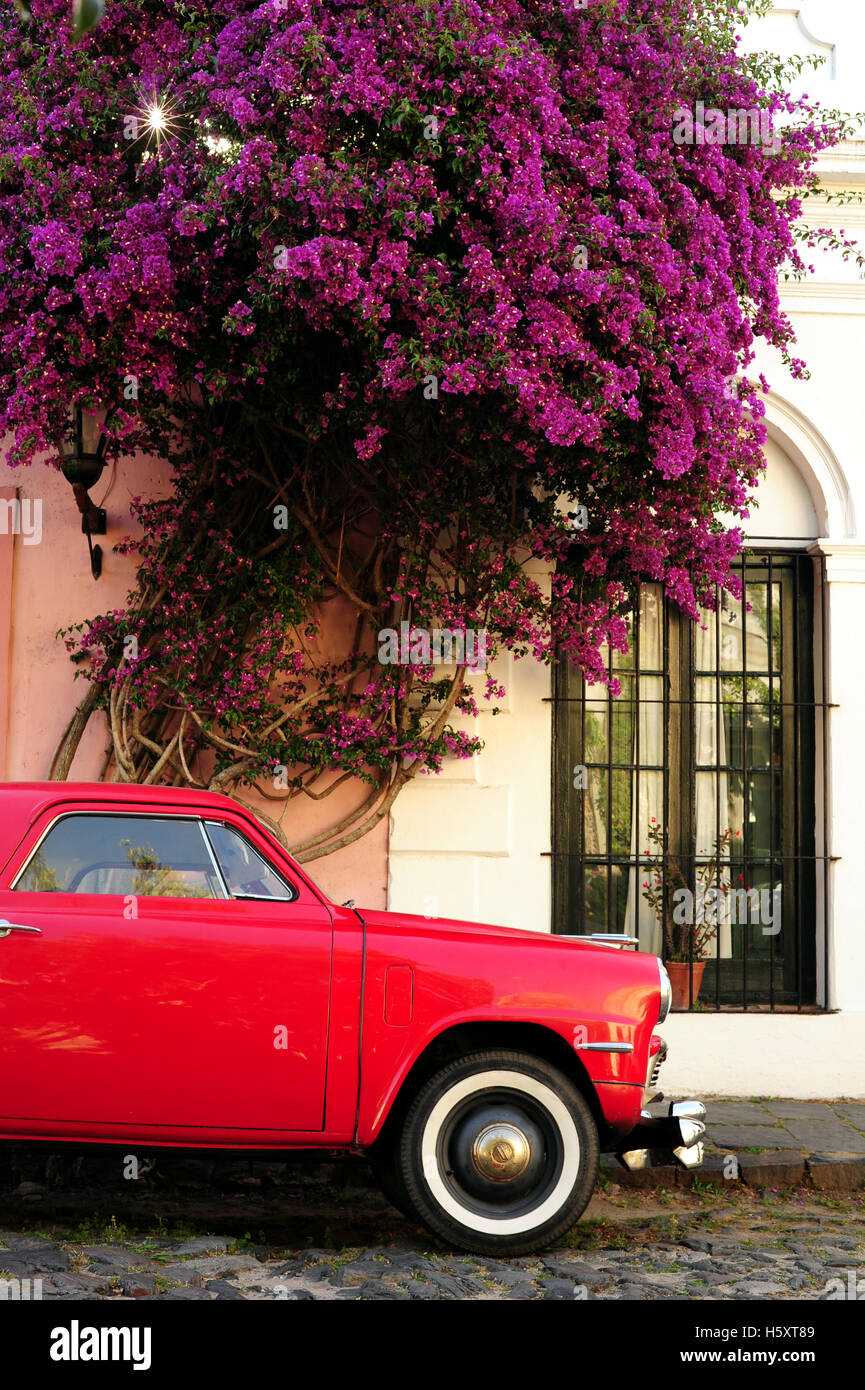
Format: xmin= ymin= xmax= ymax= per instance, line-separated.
xmin=573 ymin=1041 xmax=634 ymax=1053
xmin=563 ymin=934 xmax=639 ymax=950
xmin=231 ymin=892 xmax=295 ymax=902
xmin=567 ymin=933 xmax=639 ymax=943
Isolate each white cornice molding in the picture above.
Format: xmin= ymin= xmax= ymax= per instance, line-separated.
xmin=779 ymin=281 xmax=865 ymax=296
xmin=793 ymin=201 xmax=865 ymax=226
xmin=817 ymin=153 xmax=865 ymax=175
xmin=778 ymin=285 xmax=865 ymax=314
xmin=807 ymin=539 xmax=865 ymax=581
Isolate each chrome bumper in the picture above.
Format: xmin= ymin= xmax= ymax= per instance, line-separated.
xmin=614 ymin=1100 xmax=707 ymax=1172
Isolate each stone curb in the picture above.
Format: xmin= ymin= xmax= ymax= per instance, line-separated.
xmin=3 ymin=1144 xmax=864 ymax=1202
xmin=599 ymin=1153 xmax=865 ymax=1193
xmin=807 ymin=1154 xmax=865 ymax=1191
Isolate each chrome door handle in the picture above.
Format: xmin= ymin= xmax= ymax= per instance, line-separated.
xmin=0 ymin=920 xmax=42 ymax=939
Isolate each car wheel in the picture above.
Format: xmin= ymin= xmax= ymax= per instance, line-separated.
xmin=396 ymin=1049 xmax=599 ymax=1257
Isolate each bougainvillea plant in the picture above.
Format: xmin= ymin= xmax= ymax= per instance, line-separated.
xmin=0 ymin=0 xmax=858 ymax=856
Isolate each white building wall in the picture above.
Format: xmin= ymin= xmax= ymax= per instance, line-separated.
xmin=390 ymin=5 xmax=865 ymax=1097
xmin=388 ymin=558 xmax=552 ymax=932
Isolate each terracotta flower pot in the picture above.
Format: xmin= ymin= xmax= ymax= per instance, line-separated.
xmin=666 ymin=959 xmax=706 ymax=1009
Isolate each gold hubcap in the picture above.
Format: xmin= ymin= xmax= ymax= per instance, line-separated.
xmin=471 ymin=1122 xmax=531 ymax=1182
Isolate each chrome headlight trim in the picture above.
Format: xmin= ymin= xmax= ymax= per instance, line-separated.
xmin=657 ymin=957 xmax=672 ymax=1024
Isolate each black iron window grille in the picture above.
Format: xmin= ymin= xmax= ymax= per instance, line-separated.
xmin=551 ymin=551 xmax=831 ymax=1011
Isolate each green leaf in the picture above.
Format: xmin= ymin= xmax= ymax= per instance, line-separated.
xmin=73 ymin=0 xmax=106 ymax=38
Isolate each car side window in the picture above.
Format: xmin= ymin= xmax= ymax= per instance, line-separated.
xmin=204 ymin=821 xmax=296 ymax=901
xmin=14 ymin=815 xmax=225 ymax=899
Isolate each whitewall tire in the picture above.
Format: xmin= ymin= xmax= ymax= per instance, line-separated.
xmin=396 ymin=1049 xmax=599 ymax=1256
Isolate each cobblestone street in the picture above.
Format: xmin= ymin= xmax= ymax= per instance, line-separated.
xmin=1 ymin=1153 xmax=863 ymax=1301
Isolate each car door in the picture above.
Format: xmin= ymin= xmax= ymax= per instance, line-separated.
xmin=0 ymin=805 xmax=333 ymax=1134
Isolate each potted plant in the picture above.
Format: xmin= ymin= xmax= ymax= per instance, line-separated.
xmin=641 ymin=822 xmax=742 ymax=1007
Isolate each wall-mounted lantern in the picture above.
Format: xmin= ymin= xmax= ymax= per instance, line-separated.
xmin=59 ymin=405 xmax=112 ymax=580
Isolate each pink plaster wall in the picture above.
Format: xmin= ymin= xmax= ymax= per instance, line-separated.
xmin=0 ymin=448 xmax=388 ymax=909
xmin=0 ymin=486 xmax=15 ymax=779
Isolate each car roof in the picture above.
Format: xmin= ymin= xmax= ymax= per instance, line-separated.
xmin=0 ymin=781 xmax=239 ymax=813
xmin=0 ymin=782 xmax=330 ymax=906
xmin=0 ymin=783 xmax=245 ymax=858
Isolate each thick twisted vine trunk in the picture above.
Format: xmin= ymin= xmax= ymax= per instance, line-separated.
xmin=53 ymin=420 xmax=491 ymax=861
xmin=49 ymin=684 xmax=101 ymax=782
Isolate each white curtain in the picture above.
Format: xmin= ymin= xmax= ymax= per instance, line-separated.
xmin=624 ymin=599 xmax=739 ymax=957
xmin=624 ymin=587 xmax=663 ymax=954
xmin=624 ymin=709 xmax=661 ymax=955
xmin=694 ymin=615 xmax=736 ymax=958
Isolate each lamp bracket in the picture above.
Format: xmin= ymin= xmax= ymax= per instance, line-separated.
xmin=80 ymin=508 xmax=107 ymax=537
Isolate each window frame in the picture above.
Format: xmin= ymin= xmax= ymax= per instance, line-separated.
xmin=551 ymin=550 xmax=826 ymax=1012
xmin=13 ymin=811 xmax=229 ymax=903
xmin=202 ymin=819 xmax=298 ymax=903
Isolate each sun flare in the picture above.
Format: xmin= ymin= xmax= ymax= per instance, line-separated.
xmin=125 ymin=88 xmax=182 ymax=153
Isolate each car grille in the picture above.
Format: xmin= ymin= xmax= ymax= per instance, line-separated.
xmin=647 ymin=1038 xmax=668 ymax=1090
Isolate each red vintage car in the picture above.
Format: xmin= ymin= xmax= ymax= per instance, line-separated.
xmin=0 ymin=782 xmax=705 ymax=1255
